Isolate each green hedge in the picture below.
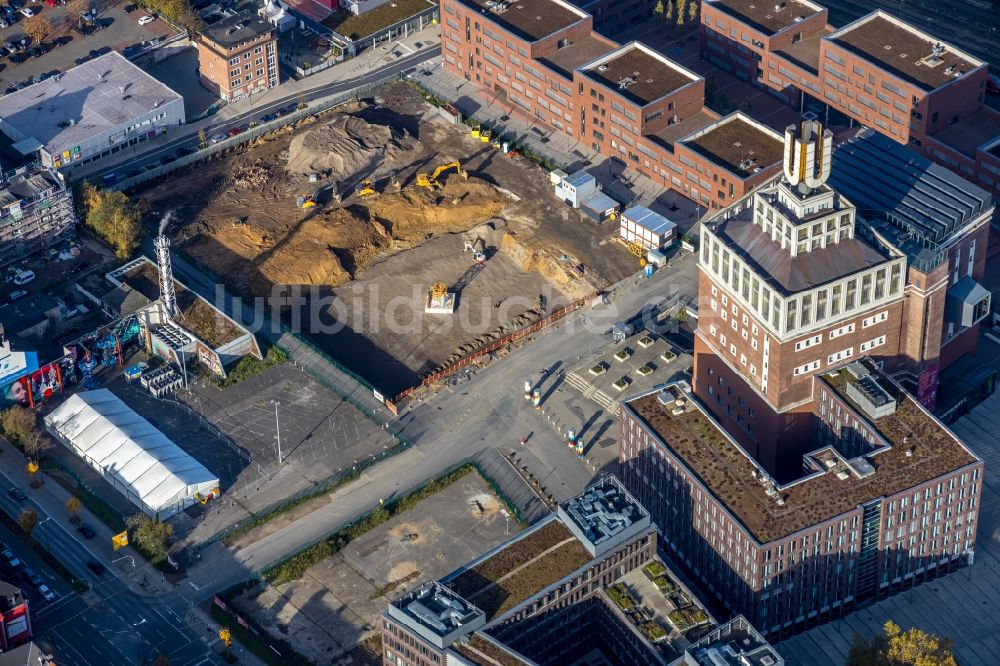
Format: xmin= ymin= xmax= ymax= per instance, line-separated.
xmin=210 ymin=346 xmax=287 ymax=389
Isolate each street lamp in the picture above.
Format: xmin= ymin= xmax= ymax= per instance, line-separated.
xmin=130 ymin=618 xmax=147 ymax=665
xmin=37 ymin=516 xmax=52 ymax=553
xmin=271 ymin=400 xmax=283 ymax=464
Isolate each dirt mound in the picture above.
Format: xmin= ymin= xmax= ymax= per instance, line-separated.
xmin=367 ymin=178 xmax=508 ymax=241
xmin=285 ymin=114 xmax=410 ymax=180
xmin=501 ymin=231 xmax=586 ymax=291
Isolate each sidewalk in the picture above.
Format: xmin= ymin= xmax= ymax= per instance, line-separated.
xmin=70 ymin=24 xmax=443 ymax=183
xmin=0 ymin=434 xmax=173 ymax=597
xmin=187 ymin=603 xmax=268 ymax=666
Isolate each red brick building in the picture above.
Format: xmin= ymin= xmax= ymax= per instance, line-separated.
xmin=380 ymin=477 xmax=720 ymax=666
xmin=700 ymin=2 xmax=1000 ymax=197
xmin=438 ymin=0 xmax=788 ymax=211
xmin=618 ymin=121 xmax=987 ymax=639
xmin=197 ymin=13 xmax=280 ymax=103
xmin=620 ymin=369 xmax=983 ymax=639
xmin=694 ymin=121 xmax=992 ymax=477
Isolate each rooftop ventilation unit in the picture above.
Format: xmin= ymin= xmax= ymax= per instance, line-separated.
xmin=618 ymin=76 xmax=635 ymax=90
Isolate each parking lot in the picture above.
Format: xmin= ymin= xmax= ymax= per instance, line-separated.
xmin=0 ymin=0 xmax=179 ymax=93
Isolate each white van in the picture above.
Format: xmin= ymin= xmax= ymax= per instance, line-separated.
xmin=12 ymin=270 xmax=35 ymax=286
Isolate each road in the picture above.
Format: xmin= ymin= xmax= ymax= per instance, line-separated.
xmin=0 ymin=469 xmax=219 ymax=665
xmin=81 ymin=46 xmax=441 ymax=188
xmin=166 ymin=244 xmax=700 ymax=596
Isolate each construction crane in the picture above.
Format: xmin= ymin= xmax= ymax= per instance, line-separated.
xmin=417 ymin=161 xmax=467 ymax=190
xmin=354 ymin=177 xmax=376 ymax=198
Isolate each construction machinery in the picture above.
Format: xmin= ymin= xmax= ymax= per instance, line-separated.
xmin=464 ymin=237 xmax=487 ymax=264
xmin=416 ymin=161 xmax=467 ymax=190
xmin=354 ymin=177 xmax=376 ymax=198
xmin=387 ymin=169 xmax=400 ymax=190
xmin=296 ymin=194 xmax=317 ymax=209
xmin=480 ymin=128 xmax=491 ymax=143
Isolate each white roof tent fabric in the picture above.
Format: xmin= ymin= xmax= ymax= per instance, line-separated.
xmin=44 ymin=389 xmax=219 ymax=520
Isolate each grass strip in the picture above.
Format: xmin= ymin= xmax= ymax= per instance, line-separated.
xmin=263 ymin=462 xmax=526 ymax=584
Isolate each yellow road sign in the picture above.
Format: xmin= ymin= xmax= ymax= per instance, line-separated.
xmin=112 ymin=531 xmax=129 ymax=551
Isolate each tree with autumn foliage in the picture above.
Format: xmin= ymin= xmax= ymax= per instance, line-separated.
xmin=847 ymin=621 xmax=957 ymax=666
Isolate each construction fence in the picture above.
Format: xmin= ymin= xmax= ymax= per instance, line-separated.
xmin=393 ymin=290 xmax=598 ymax=403
xmin=107 ymin=72 xmax=408 ymax=193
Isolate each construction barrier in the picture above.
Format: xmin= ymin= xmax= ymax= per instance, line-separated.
xmin=393 ymin=290 xmax=597 ymax=403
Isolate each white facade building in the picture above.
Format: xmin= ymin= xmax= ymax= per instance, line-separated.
xmin=0 ymin=52 xmax=184 ymax=171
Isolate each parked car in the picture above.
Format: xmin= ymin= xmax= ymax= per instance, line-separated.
xmin=178 ymin=147 xmax=195 ymax=156
xmin=226 ymin=126 xmax=244 ymax=137
xmin=85 ymin=559 xmax=106 ymax=575
xmin=8 ymin=290 xmax=27 ymax=302
xmin=0 ymin=548 xmax=17 ymax=563
xmin=21 ymin=566 xmax=42 ymax=587
xmin=38 ymin=585 xmax=55 ymax=602
xmin=209 ymin=133 xmax=225 ymax=144
xmin=259 ymin=113 xmax=275 ymax=123
xmin=8 ymin=487 xmax=27 ymax=501
xmin=0 ymin=19 xmax=9 ymax=28
xmin=19 ymin=7 xmax=34 ymax=17
xmin=77 ymin=522 xmax=96 ymax=539
xmin=137 ymin=14 xmax=155 ymax=25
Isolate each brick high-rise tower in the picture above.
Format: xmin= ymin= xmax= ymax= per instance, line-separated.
xmin=694 ymin=120 xmax=913 ymax=479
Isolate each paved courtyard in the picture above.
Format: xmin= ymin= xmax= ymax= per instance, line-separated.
xmin=775 ymin=387 xmax=1000 ymax=665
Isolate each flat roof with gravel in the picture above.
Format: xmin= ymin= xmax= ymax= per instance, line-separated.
xmin=707 ymin=0 xmax=824 ymax=35
xmin=539 ymin=34 xmax=616 ymax=79
xmin=461 ymin=0 xmax=589 ymax=43
xmin=625 ymin=369 xmax=978 ymax=544
xmin=827 ymin=12 xmax=983 ymax=91
xmin=581 ymin=42 xmax=699 ymax=107
xmin=680 ymin=113 xmax=784 ymax=177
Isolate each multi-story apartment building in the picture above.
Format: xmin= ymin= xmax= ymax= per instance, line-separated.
xmin=382 ymin=477 xmax=770 ymax=666
xmin=197 ymin=12 xmax=279 ymax=102
xmin=700 ymin=2 xmax=1000 ymax=196
xmin=439 ymin=0 xmax=789 ymax=211
xmin=0 ymin=164 xmax=75 ymax=268
xmin=441 ymin=0 xmax=1000 ymax=199
xmin=621 ymin=360 xmax=983 ymax=639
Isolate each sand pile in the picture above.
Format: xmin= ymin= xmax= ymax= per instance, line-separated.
xmin=368 ymin=178 xmax=508 ymax=241
xmin=285 ymin=114 xmax=410 ymax=179
xmin=500 ymin=231 xmax=584 ymax=291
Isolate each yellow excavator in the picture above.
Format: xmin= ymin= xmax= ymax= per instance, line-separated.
xmin=416 ymin=161 xmax=467 ymax=190
xmin=354 ymin=177 xmax=376 ymax=198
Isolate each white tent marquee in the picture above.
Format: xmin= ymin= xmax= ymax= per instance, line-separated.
xmin=44 ymin=389 xmax=219 ymax=520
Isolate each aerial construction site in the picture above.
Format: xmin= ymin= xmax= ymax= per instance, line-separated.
xmin=138 ymin=83 xmax=635 ymax=394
